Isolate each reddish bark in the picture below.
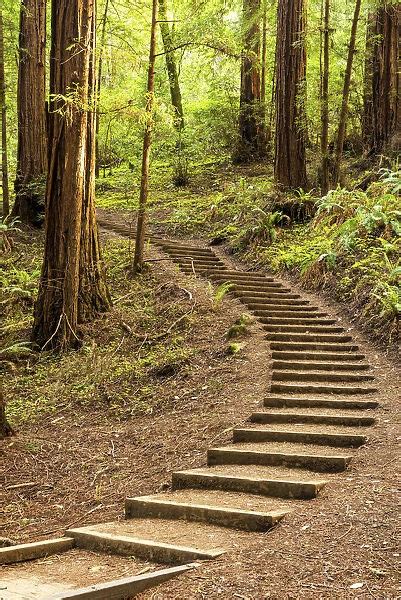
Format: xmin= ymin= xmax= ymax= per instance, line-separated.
xmin=274 ymin=0 xmax=307 ymax=189
xmin=371 ymin=4 xmax=400 ymax=153
xmin=32 ymin=0 xmax=111 ymax=350
xmin=13 ymin=0 xmax=47 ymax=226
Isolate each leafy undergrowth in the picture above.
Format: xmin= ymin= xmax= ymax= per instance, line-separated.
xmin=242 ymin=178 xmax=401 ymax=349
xmin=96 ymin=164 xmax=400 ymax=351
xmin=1 ymin=230 xmax=245 ymax=428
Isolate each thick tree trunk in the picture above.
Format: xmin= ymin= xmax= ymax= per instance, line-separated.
xmin=32 ymin=0 xmax=111 ymax=351
xmin=395 ymin=7 xmax=401 ymax=150
xmin=332 ymin=0 xmax=362 ymax=186
xmin=133 ymin=0 xmax=158 ymax=274
xmin=158 ymin=0 xmax=184 ymax=131
xmin=320 ymin=0 xmax=330 ymax=195
xmin=274 ymin=0 xmax=307 ymax=189
xmin=370 ymin=4 xmax=400 ymax=154
xmin=235 ymin=0 xmax=266 ymax=162
xmin=95 ymin=0 xmax=109 ymax=178
xmin=362 ymin=13 xmax=375 ymax=151
xmin=13 ymin=0 xmax=47 ymax=226
xmin=0 ymin=10 xmax=10 ymax=217
xmin=261 ymin=0 xmax=267 ymax=108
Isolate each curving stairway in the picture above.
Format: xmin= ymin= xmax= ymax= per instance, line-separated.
xmin=1 ymin=233 xmax=380 ymax=599
xmin=70 ymin=238 xmax=378 ymax=555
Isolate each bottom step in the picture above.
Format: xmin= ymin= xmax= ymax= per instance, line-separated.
xmin=46 ymin=563 xmax=197 ymax=599
xmin=1 ymin=547 xmax=173 ymax=599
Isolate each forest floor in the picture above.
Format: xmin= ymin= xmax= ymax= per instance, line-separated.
xmin=1 ymin=164 xmax=400 ymax=598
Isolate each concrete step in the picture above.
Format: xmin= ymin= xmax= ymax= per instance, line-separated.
xmin=245 ymin=303 xmax=320 ymax=312
xmin=166 ymin=249 xmax=216 ymax=257
xmin=212 ymin=277 xmax=281 ymax=286
xmin=273 ymin=360 xmax=370 ymax=372
xmin=269 ymin=342 xmax=359 ymax=351
xmin=208 ymin=445 xmax=352 ymax=472
xmin=162 ymin=244 xmax=213 ymax=253
xmin=50 ymin=564 xmax=198 ymax=599
xmin=257 ymin=316 xmax=337 ymax=325
xmin=67 ymin=521 xmax=226 ymax=564
xmin=263 ymin=324 xmax=345 ymax=333
xmin=264 ymin=395 xmax=379 ymax=410
xmin=171 ymin=257 xmax=223 ymax=266
xmin=272 ymin=370 xmax=374 ymax=383
xmin=250 ymin=411 xmax=375 ymax=427
xmin=177 ymin=263 xmax=224 ymax=271
xmin=240 ymin=297 xmax=309 ymax=306
xmin=232 ymin=284 xmax=299 ymax=300
xmin=266 ymin=333 xmax=353 ymax=343
xmin=233 ymin=427 xmax=367 ymax=447
xmin=209 ymin=270 xmax=269 ymax=279
xmin=0 ymin=546 xmax=187 ymax=598
xmin=233 ymin=288 xmax=296 ymax=296
xmin=270 ymin=382 xmax=378 ymax=395
xmin=125 ymin=494 xmax=287 ymax=532
xmin=172 ymin=466 xmax=327 ymax=500
xmin=254 ymin=310 xmax=329 ymax=319
xmin=0 ymin=537 xmax=74 ymax=565
xmin=271 ymin=351 xmax=366 ymax=361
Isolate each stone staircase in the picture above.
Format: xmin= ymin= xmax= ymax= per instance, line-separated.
xmin=1 ymin=234 xmax=379 ymax=599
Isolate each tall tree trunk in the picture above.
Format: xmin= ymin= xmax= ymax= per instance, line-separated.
xmin=332 ymin=0 xmax=362 ymax=186
xmin=261 ymin=0 xmax=267 ymax=108
xmin=13 ymin=0 xmax=47 ymax=226
xmin=158 ymin=0 xmax=184 ymax=131
xmin=32 ymin=0 xmax=111 ymax=351
xmin=370 ymin=3 xmax=400 ymax=154
xmin=320 ymin=0 xmax=330 ymax=195
xmin=235 ymin=0 xmax=266 ymax=162
xmin=274 ymin=0 xmax=307 ymax=189
xmin=133 ymin=0 xmax=158 ymax=274
xmin=395 ymin=6 xmax=401 ymax=150
xmin=0 ymin=10 xmax=10 ymax=217
xmin=362 ymin=13 xmax=375 ymax=151
xmin=95 ymin=0 xmax=109 ymax=178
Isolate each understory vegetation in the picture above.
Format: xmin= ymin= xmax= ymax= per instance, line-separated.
xmin=1 ymin=232 xmax=249 ymax=427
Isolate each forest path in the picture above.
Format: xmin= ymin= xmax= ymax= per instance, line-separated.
xmin=1 ymin=220 xmax=395 ymax=599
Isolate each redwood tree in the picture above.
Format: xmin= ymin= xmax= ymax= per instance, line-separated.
xmin=274 ymin=0 xmax=307 ymax=189
xmin=235 ymin=0 xmax=266 ymax=162
xmin=320 ymin=0 xmax=330 ymax=195
xmin=13 ymin=0 xmax=47 ymax=226
xmin=0 ymin=9 xmax=10 ymax=217
xmin=32 ymin=0 xmax=111 ymax=350
xmin=369 ymin=3 xmax=400 ymax=154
